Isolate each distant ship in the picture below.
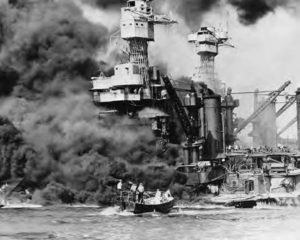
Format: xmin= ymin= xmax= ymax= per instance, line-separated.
xmin=177 ymin=149 xmax=300 ymax=208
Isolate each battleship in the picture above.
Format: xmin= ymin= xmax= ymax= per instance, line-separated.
xmin=2 ymin=0 xmax=300 ymax=239
xmin=90 ymin=0 xmax=300 ymax=208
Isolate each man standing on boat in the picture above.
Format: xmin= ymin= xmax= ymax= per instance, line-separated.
xmin=117 ymin=180 xmax=127 ymax=210
xmin=117 ymin=180 xmax=123 ymax=197
xmin=154 ymin=189 xmax=162 ymax=204
xmin=130 ymin=182 xmax=137 ymax=202
xmin=137 ymin=183 xmax=144 ymax=203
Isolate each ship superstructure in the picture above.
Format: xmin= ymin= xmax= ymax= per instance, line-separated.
xmin=88 ymin=0 xmax=300 ymax=208
xmin=188 ymin=26 xmax=230 ymax=94
xmin=91 ymin=0 xmax=176 ymax=115
xmin=90 ymin=0 xmax=240 ymax=161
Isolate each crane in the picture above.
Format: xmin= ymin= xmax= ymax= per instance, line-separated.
xmin=276 ymin=96 xmax=296 ymax=118
xmin=277 ymin=117 xmax=297 ymax=136
xmin=234 ymin=81 xmax=291 ymax=135
xmin=161 ymin=76 xmax=195 ymax=143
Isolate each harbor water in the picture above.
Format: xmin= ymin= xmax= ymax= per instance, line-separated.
xmin=1 ymin=205 xmax=300 ymax=240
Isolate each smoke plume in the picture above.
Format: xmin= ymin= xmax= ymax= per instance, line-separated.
xmin=92 ymin=0 xmax=123 ymax=9
xmin=83 ymin=0 xmax=300 ymax=28
xmin=0 ymin=0 xmax=184 ymax=205
xmin=0 ymin=0 xmax=108 ymax=99
xmin=157 ymin=0 xmax=299 ymax=26
xmin=227 ymin=0 xmax=296 ymax=25
xmin=0 ymin=116 xmax=34 ymax=182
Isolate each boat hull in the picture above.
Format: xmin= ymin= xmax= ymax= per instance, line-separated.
xmin=133 ymin=199 xmax=175 ymax=214
xmin=226 ymin=199 xmax=257 ymax=208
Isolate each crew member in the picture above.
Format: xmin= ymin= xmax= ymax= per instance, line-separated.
xmin=154 ymin=189 xmax=161 ymax=204
xmin=117 ymin=179 xmax=122 ymax=197
xmin=164 ymin=190 xmax=171 ymax=198
xmin=137 ymin=183 xmax=144 ymax=203
xmin=130 ymin=182 xmax=137 ymax=202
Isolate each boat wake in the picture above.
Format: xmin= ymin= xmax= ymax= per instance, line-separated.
xmin=98 ymin=203 xmax=236 ymax=218
xmin=174 ymin=204 xmax=230 ymax=210
xmin=254 ymin=201 xmax=299 ymax=210
xmin=2 ymin=203 xmax=43 ymax=209
xmin=65 ymin=204 xmax=99 ymax=208
xmin=169 ymin=206 xmax=238 ymax=217
xmin=99 ymin=206 xmax=135 ymax=217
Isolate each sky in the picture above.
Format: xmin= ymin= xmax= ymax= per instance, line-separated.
xmin=215 ymin=6 xmax=300 ymax=140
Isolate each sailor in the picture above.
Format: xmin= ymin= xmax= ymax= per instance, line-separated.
xmin=117 ymin=179 xmax=122 ymax=191
xmin=130 ymin=182 xmax=137 ymax=202
xmin=154 ymin=189 xmax=161 ymax=204
xmin=164 ymin=190 xmax=171 ymax=198
xmin=137 ymin=183 xmax=144 ymax=203
xmin=117 ymin=179 xmax=123 ymax=198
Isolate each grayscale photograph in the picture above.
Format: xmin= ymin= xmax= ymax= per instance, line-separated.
xmin=0 ymin=0 xmax=300 ymax=239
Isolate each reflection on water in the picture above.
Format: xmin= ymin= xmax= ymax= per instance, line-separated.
xmin=1 ymin=205 xmax=300 ymax=240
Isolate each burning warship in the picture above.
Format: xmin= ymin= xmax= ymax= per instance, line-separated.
xmin=0 ymin=0 xmax=299 ymax=209
xmin=91 ymin=0 xmax=300 ymax=208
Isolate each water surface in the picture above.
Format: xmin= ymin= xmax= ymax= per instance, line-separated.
xmin=0 ymin=204 xmax=300 ymax=240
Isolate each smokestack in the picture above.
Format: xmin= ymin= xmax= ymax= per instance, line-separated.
xmin=221 ymin=87 xmax=239 ymax=146
xmin=203 ymin=94 xmax=222 ymax=158
xmin=296 ymin=88 xmax=300 ymax=150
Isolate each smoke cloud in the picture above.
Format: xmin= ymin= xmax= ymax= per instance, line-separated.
xmin=0 ymin=0 xmax=108 ymax=99
xmin=0 ymin=116 xmax=34 ymax=182
xmin=82 ymin=0 xmax=300 ymax=28
xmin=160 ymin=0 xmax=299 ymax=26
xmin=2 ymin=0 xmax=298 ymax=205
xmin=92 ymin=0 xmax=123 ymax=9
xmin=0 ymin=0 xmax=184 ymax=205
xmin=227 ymin=0 xmax=298 ymax=25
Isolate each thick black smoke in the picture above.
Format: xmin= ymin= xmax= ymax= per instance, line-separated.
xmin=228 ymin=0 xmax=288 ymax=25
xmin=0 ymin=116 xmax=34 ymax=182
xmin=91 ymin=0 xmax=298 ymax=26
xmin=1 ymin=0 xmax=107 ymax=99
xmin=92 ymin=0 xmax=123 ymax=9
xmin=0 ymin=0 xmax=184 ymax=205
xmin=168 ymin=0 xmax=298 ymax=26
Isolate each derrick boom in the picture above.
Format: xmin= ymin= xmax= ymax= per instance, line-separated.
xmin=276 ymin=96 xmax=296 ymax=118
xmin=234 ymin=81 xmax=291 ymax=135
xmin=161 ymin=76 xmax=193 ymax=141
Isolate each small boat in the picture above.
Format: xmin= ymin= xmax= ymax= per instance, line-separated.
xmin=226 ymin=199 xmax=257 ymax=208
xmin=133 ymin=197 xmax=175 ymax=214
xmin=119 ymin=190 xmax=175 ymax=214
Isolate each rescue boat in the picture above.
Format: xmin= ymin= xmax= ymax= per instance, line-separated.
xmin=133 ymin=196 xmax=175 ymax=214
xmin=119 ymin=190 xmax=175 ymax=214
